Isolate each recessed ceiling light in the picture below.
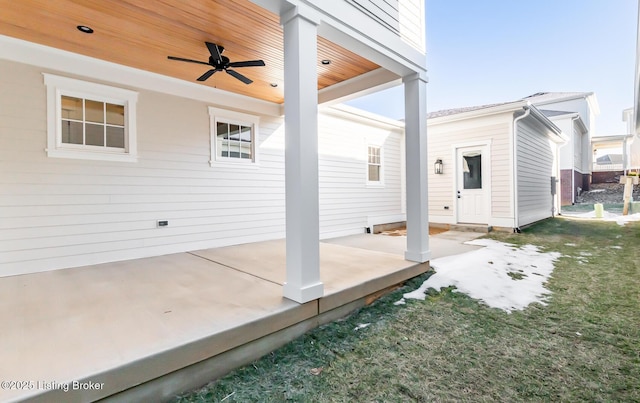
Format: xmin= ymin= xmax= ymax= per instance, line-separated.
xmin=77 ymin=25 xmax=94 ymax=34
xmin=321 ymin=59 xmax=331 ymax=65
xmin=270 ymin=83 xmax=278 ymax=88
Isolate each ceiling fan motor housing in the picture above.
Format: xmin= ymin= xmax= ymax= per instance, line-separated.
xmin=210 ymin=55 xmax=230 ymax=69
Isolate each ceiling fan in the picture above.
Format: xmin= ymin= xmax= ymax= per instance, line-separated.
xmin=168 ymin=42 xmax=265 ymax=84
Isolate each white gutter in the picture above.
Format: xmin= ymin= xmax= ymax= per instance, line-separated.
xmin=512 ymin=105 xmax=532 ymax=232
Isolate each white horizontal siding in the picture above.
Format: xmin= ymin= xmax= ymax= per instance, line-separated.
xmin=347 ymin=0 xmax=400 ymax=33
xmin=398 ymin=0 xmax=425 ymax=51
xmin=516 ymin=118 xmax=557 ymax=227
xmin=427 ymin=115 xmax=511 ymax=224
xmin=0 ymin=60 xmax=404 ymax=276
xmin=339 ymin=0 xmax=425 ymax=53
xmin=318 ymin=110 xmax=403 ymax=237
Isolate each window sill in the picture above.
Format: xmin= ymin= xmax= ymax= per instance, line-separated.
xmin=209 ymin=159 xmax=260 ymax=170
xmin=366 ymin=182 xmax=385 ymax=188
xmin=46 ymin=148 xmax=137 ymax=163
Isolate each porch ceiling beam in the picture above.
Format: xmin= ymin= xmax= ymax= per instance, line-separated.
xmin=317 ymin=67 xmax=400 ymax=106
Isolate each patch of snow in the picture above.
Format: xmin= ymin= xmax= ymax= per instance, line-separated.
xmin=354 ymin=323 xmax=370 ymax=331
xmin=588 ymin=189 xmax=606 ymax=193
xmin=562 ymin=210 xmax=640 ymax=226
xmin=612 ymin=213 xmax=640 ymax=226
xmin=609 ymin=245 xmax=623 ymax=249
xmin=564 ymin=243 xmax=577 ymax=247
xmin=403 ymin=239 xmax=562 ymax=313
xmin=393 ymin=299 xmax=406 ymax=305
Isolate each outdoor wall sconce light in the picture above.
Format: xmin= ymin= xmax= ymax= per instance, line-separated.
xmin=434 ymin=159 xmax=444 ymax=174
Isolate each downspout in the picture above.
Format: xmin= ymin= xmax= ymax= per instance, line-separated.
xmin=571 ymin=116 xmax=580 ymax=201
xmin=512 ymin=105 xmax=531 ymax=233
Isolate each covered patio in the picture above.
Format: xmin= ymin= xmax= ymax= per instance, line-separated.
xmin=0 ymin=1 xmax=432 ymax=401
xmin=0 ymin=231 xmax=482 ymax=402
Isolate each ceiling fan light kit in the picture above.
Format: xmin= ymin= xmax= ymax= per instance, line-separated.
xmin=168 ymin=42 xmax=265 ymax=85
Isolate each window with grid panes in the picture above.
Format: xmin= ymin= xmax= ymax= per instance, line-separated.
xmin=44 ymin=74 xmax=138 ymax=162
xmin=368 ymin=145 xmax=381 ymax=182
xmin=215 ymin=121 xmax=253 ymax=160
xmin=208 ymin=107 xmax=259 ymax=166
xmin=61 ymin=96 xmax=125 ymax=149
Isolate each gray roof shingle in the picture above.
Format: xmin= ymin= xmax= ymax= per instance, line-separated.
xmin=520 ymin=91 xmax=592 ymax=103
xmin=426 ymin=102 xmax=512 ymax=119
xmin=427 ymin=92 xmax=592 ymax=120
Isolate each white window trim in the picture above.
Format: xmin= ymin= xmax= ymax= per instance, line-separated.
xmin=366 ymin=144 xmax=384 ymax=187
xmin=208 ymin=106 xmax=259 ymax=167
xmin=43 ymin=73 xmax=138 ymax=162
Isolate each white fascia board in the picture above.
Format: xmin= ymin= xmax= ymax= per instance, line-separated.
xmin=0 ymin=34 xmax=281 ymax=117
xmin=427 ymin=101 xmax=528 ymax=126
xmin=574 ymin=116 xmax=588 ymax=134
xmin=548 ymin=112 xmax=587 ymax=134
xmin=318 ymin=68 xmax=401 ymax=105
xmin=322 ymin=103 xmax=405 ymax=130
xmin=531 ymin=92 xmax=595 ymax=107
xmin=592 ymin=134 xmax=634 ymax=143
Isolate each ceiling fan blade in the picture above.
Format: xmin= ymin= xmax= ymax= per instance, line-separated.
xmin=167 ymin=56 xmax=211 ymax=66
xmin=228 ymin=60 xmax=266 ymax=68
xmin=226 ymin=69 xmax=253 ymax=84
xmin=197 ymin=69 xmax=216 ymax=81
xmin=205 ymin=42 xmax=224 ymax=62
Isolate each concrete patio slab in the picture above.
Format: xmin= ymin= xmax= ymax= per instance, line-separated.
xmin=0 ymin=230 xmax=482 ymax=402
xmin=192 ymin=239 xmax=416 ymax=291
xmin=322 ymin=230 xmax=485 ymax=258
xmin=0 ymin=252 xmax=312 ymax=403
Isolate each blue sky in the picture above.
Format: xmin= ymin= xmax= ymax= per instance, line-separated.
xmin=346 ymin=0 xmax=638 ymax=136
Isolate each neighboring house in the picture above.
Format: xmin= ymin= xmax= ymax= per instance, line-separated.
xmin=591 ymin=134 xmax=634 ymax=183
xmin=427 ymin=101 xmax=566 ymax=232
xmin=0 ymin=0 xmax=430 ymax=303
xmin=522 ymin=92 xmax=600 ymax=206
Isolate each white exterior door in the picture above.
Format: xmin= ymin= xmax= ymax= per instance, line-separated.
xmin=456 ymin=146 xmax=488 ymax=224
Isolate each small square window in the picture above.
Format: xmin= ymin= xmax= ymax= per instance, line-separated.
xmin=209 ymin=107 xmax=259 ymax=166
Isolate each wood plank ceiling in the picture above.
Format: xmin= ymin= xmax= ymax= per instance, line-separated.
xmin=0 ymin=0 xmax=380 ymax=104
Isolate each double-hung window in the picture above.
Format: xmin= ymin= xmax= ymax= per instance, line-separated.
xmin=44 ymin=74 xmax=138 ymax=162
xmin=367 ymin=145 xmax=383 ymax=185
xmin=208 ymin=107 xmax=259 ymax=166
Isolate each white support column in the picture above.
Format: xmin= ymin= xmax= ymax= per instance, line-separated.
xmin=403 ymin=73 xmax=430 ymax=262
xmin=281 ymin=9 xmax=324 ymax=303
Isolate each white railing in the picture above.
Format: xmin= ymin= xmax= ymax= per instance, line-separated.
xmin=593 ymin=163 xmax=623 ymax=172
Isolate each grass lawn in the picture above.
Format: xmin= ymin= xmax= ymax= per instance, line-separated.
xmin=175 ymin=218 xmax=640 ymax=402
